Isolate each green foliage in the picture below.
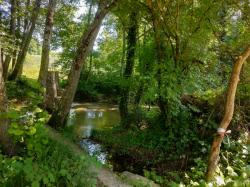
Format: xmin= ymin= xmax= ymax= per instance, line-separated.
xmin=0 ymin=141 xmax=96 ymax=187
xmin=0 ymin=109 xmax=96 ymax=187
xmin=180 ymin=132 xmax=250 ymax=187
xmin=0 ymin=23 xmax=19 ymax=56
xmin=1 ymin=79 xmax=97 ymax=186
xmin=76 ymin=70 xmax=121 ymax=101
xmin=2 ymin=0 xmax=250 ymax=186
xmin=28 ymin=39 xmax=42 ymax=55
xmin=143 ymin=170 xmax=164 ymax=185
xmin=92 ymin=105 xmax=209 ymax=171
xmin=6 ymin=77 xmax=43 ymax=105
xmin=52 ymin=1 xmax=90 ymax=73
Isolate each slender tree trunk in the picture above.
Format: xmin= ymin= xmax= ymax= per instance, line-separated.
xmin=0 ymin=48 xmax=15 ymax=155
xmin=119 ymin=11 xmax=138 ymax=128
xmin=8 ymin=0 xmax=41 ymax=80
xmin=12 ymin=0 xmax=21 ymax=70
xmin=38 ymin=0 xmax=57 ymax=86
xmin=147 ymin=0 xmax=168 ymax=121
xmin=87 ymin=0 xmax=93 ymax=26
xmin=134 ymin=84 xmax=144 ymax=107
xmin=120 ymin=28 xmax=126 ymax=76
xmin=48 ymin=1 xmax=118 ymax=129
xmin=23 ymin=0 xmax=31 ymax=36
xmin=85 ymin=0 xmax=94 ymax=81
xmin=11 ymin=50 xmax=17 ymax=70
xmin=206 ymin=46 xmax=250 ymax=181
xmin=134 ymin=26 xmax=148 ymax=108
xmin=174 ymin=0 xmax=180 ymax=66
xmin=3 ymin=0 xmax=16 ymax=80
xmin=3 ymin=57 xmax=11 ymax=81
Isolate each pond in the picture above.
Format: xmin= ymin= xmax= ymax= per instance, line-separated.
xmin=67 ymin=102 xmax=120 ymax=164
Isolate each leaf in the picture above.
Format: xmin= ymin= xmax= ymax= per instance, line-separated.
xmin=8 ymin=128 xmax=24 ymax=136
xmin=0 ymin=112 xmax=18 ymax=119
xmin=31 ymin=181 xmax=39 ymax=187
xmin=60 ymin=169 xmax=67 ymax=176
xmin=43 ymin=177 xmax=49 ymax=185
xmin=27 ymin=127 xmax=36 ymax=136
xmin=48 ymin=172 xmax=55 ymax=183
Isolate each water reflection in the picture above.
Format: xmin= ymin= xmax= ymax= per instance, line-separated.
xmin=67 ymin=103 xmax=120 ymax=138
xmin=67 ymin=102 xmax=120 ymax=164
xmin=87 ymin=110 xmax=96 ymax=119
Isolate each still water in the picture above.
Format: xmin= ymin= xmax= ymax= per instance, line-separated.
xmin=67 ymin=102 xmax=120 ymax=164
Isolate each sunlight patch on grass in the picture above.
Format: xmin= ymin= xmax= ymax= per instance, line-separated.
xmin=23 ymin=54 xmax=41 ymax=79
xmin=22 ymin=54 xmax=58 ymax=79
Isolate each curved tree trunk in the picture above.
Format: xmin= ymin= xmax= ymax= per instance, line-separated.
xmin=38 ymin=0 xmax=57 ymax=87
xmin=206 ymin=46 xmax=250 ymax=181
xmin=8 ymin=0 xmax=41 ymax=80
xmin=48 ymin=1 xmax=118 ymax=129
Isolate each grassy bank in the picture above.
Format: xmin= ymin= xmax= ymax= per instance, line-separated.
xmin=1 ymin=77 xmax=98 ymax=186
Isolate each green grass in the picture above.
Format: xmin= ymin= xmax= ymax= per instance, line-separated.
xmin=23 ymin=54 xmax=41 ymax=79
xmin=23 ymin=54 xmax=58 ymax=79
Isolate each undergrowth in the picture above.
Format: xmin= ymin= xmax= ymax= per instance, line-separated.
xmin=92 ymin=93 xmax=250 ymax=186
xmin=0 ymin=77 xmax=97 ymax=187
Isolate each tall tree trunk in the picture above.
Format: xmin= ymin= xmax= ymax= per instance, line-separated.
xmin=84 ymin=0 xmax=94 ymax=82
xmin=206 ymin=46 xmax=250 ymax=181
xmin=134 ymin=26 xmax=149 ymax=108
xmin=8 ymin=0 xmax=41 ymax=80
xmin=119 ymin=11 xmax=138 ymax=128
xmin=12 ymin=0 xmax=21 ymax=70
xmin=3 ymin=0 xmax=16 ymax=80
xmin=48 ymin=1 xmax=118 ymax=129
xmin=38 ymin=0 xmax=57 ymax=87
xmin=23 ymin=0 xmax=31 ymax=36
xmin=147 ymin=0 xmax=169 ymax=121
xmin=0 ymin=48 xmax=15 ymax=155
xmin=87 ymin=0 xmax=93 ymax=26
xmin=120 ymin=28 xmax=126 ymax=76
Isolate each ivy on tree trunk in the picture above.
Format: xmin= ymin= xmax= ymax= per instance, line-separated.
xmin=119 ymin=11 xmax=138 ymax=128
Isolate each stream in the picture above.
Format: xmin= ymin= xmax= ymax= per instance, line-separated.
xmin=66 ymin=102 xmax=120 ymax=164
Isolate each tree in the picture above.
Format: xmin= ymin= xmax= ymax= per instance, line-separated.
xmin=38 ymin=0 xmax=57 ymax=86
xmin=48 ymin=0 xmax=119 ymax=128
xmin=206 ymin=46 xmax=250 ymax=181
xmin=2 ymin=0 xmax=16 ymax=80
xmin=146 ymin=0 xmax=169 ymax=122
xmin=119 ymin=11 xmax=138 ymax=128
xmin=0 ymin=46 xmax=15 ymax=155
xmin=8 ymin=0 xmax=41 ymax=80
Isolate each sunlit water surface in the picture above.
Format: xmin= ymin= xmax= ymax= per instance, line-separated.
xmin=67 ymin=102 xmax=120 ymax=164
